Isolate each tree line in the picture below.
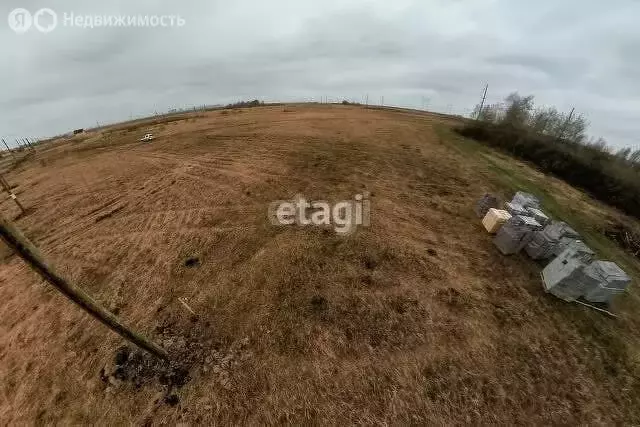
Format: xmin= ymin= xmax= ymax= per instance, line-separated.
xmin=472 ymin=92 xmax=640 ymax=164
xmin=458 ymin=92 xmax=640 ymax=219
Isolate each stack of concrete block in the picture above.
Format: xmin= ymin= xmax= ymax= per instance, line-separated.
xmin=541 ymin=242 xmax=596 ymax=301
xmin=482 ymin=208 xmax=512 ymax=233
xmin=504 ymin=202 xmax=529 ymax=217
xmin=526 ymin=207 xmax=550 ymax=227
xmin=512 ymin=191 xmax=540 ymax=209
xmin=580 ymin=261 xmax=631 ymax=304
xmin=493 ymin=215 xmax=543 ymax=255
xmin=474 ymin=193 xmax=499 ymax=218
xmin=545 ymin=221 xmax=580 ymax=240
xmin=525 ymin=221 xmax=581 ymax=261
xmin=525 ymin=231 xmax=557 ymax=260
xmin=553 ymin=236 xmax=583 ymax=257
xmin=525 ymin=221 xmax=578 ymax=260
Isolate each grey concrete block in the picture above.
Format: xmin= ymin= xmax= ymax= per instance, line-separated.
xmin=525 ymin=230 xmax=557 ymax=260
xmin=504 ymin=202 xmax=529 ymax=217
xmin=494 ymin=215 xmax=542 ymax=255
xmin=541 ymin=242 xmax=596 ymax=301
xmin=512 ymin=191 xmax=540 ymax=209
xmin=544 ymin=221 xmax=580 ymax=241
xmin=526 ymin=207 xmax=550 ymax=227
xmin=582 ymin=261 xmax=631 ymax=304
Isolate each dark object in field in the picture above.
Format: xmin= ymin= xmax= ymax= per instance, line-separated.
xmin=310 ymin=295 xmax=328 ymax=311
xmin=115 ymin=345 xmax=131 ymax=365
xmin=184 ymin=257 xmax=200 ymax=268
xmin=474 ymin=193 xmax=498 ymax=218
xmin=164 ymin=394 xmax=179 ymax=406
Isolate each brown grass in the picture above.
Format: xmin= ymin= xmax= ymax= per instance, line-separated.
xmin=1 ymin=105 xmax=640 ymax=424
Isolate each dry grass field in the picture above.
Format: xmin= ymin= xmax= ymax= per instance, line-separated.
xmin=1 ymin=104 xmax=640 ymax=424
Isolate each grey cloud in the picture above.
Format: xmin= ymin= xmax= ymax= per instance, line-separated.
xmin=0 ymin=0 xmax=639 ymax=149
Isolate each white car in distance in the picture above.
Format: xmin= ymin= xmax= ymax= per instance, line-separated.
xmin=140 ymin=133 xmax=154 ymax=142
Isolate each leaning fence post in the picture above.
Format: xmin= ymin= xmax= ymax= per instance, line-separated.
xmin=0 ymin=173 xmax=25 ymax=214
xmin=0 ymin=213 xmax=168 ymax=359
xmin=2 ymin=139 xmax=16 ymax=160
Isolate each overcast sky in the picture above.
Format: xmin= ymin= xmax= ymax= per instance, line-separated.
xmin=1 ymin=0 xmax=639 ymax=149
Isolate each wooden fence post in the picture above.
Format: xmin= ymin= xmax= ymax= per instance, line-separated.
xmin=0 ymin=173 xmax=25 ymax=214
xmin=0 ymin=213 xmax=168 ymax=359
xmin=2 ymin=139 xmax=16 ymax=160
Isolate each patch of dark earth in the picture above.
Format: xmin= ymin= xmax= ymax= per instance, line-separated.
xmin=99 ymin=316 xmax=250 ymax=406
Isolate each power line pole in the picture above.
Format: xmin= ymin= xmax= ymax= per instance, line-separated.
xmin=0 ymin=214 xmax=168 ymax=360
xmin=560 ymin=107 xmax=575 ymax=140
xmin=477 ymin=83 xmax=488 ymax=119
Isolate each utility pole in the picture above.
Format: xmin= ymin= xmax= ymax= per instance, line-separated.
xmin=561 ymin=107 xmax=575 ymax=140
xmin=2 ymin=139 xmax=15 ymax=160
xmin=567 ymin=107 xmax=575 ymax=122
xmin=0 ymin=214 xmax=168 ymax=360
xmin=477 ymin=83 xmax=488 ymax=119
xmin=366 ymin=94 xmax=369 ymax=108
